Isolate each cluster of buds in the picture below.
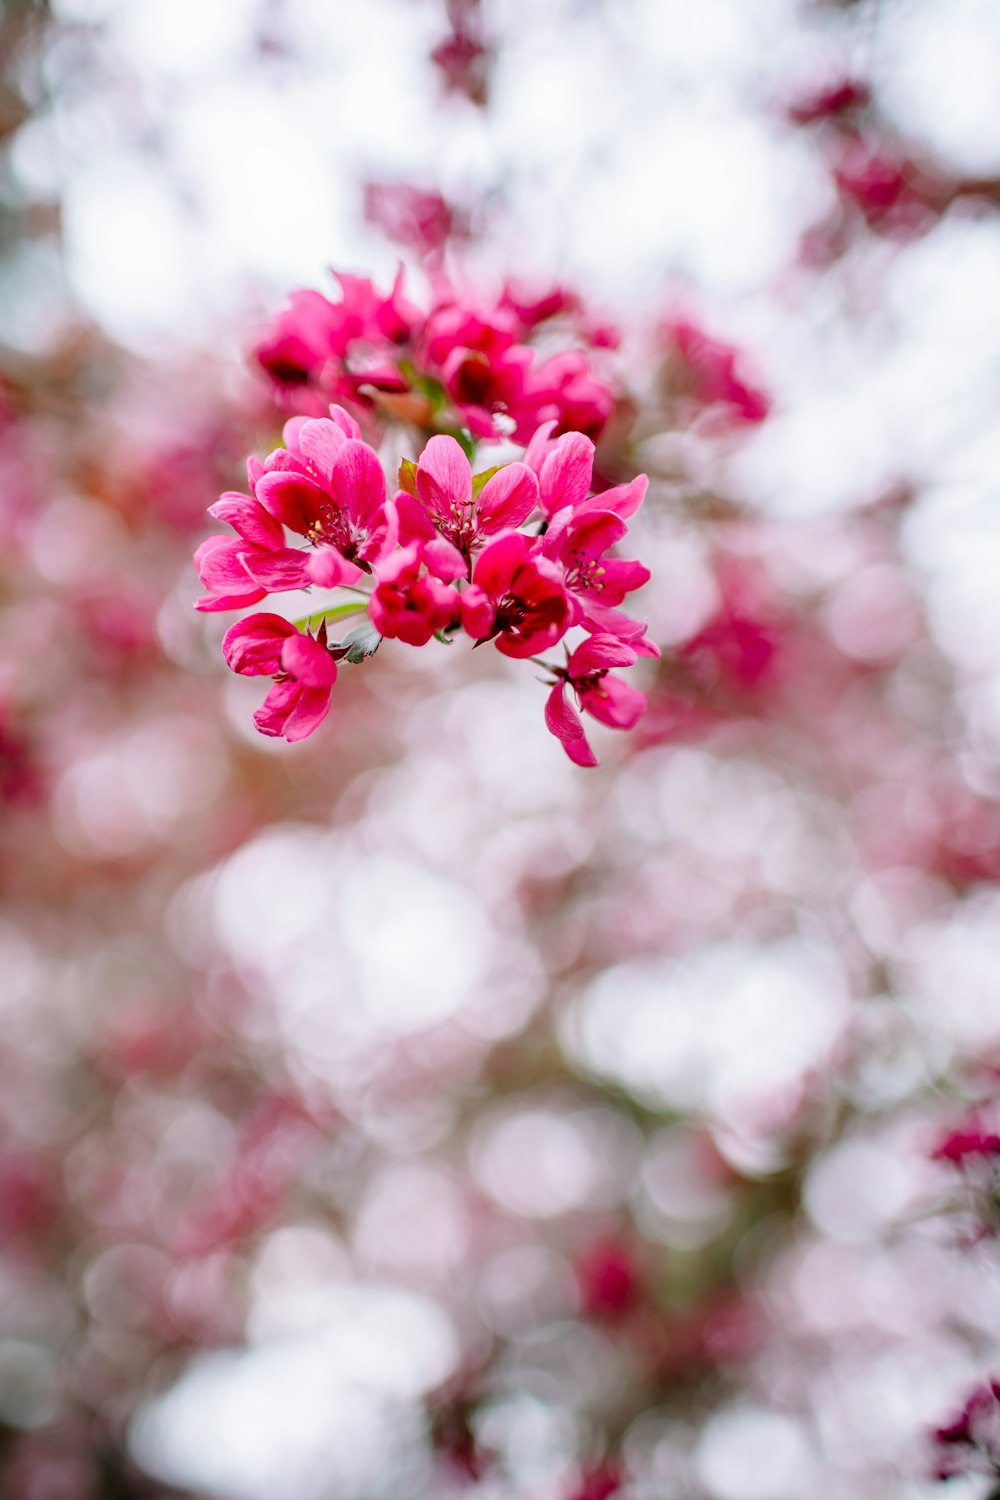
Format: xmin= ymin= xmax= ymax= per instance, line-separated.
xmin=253 ymin=268 xmax=617 ymax=444
xmin=196 ymin=405 xmax=655 ymax=763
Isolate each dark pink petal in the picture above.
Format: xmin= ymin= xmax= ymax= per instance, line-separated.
xmin=253 ymin=679 xmax=300 ymax=737
xmin=240 ymin=548 xmax=312 ymax=592
xmin=306 ymin=545 xmax=364 ymax=588
xmin=280 ymin=632 xmax=338 ymax=688
xmin=580 ymin=602 xmax=662 ymax=657
xmin=255 ymin=469 xmax=330 ymax=535
xmin=577 ymin=473 xmax=648 ymax=520
xmin=595 ymin=556 xmax=651 ymax=606
xmin=327 ymin=405 xmax=362 ymax=441
xmin=416 ymin=434 xmax=473 ymax=516
xmin=297 ymin=417 xmax=349 ymax=478
xmin=539 ymin=432 xmax=595 ymax=516
xmin=472 ymin=531 xmax=530 ymax=599
xmin=357 ymin=498 xmax=400 ymax=566
xmin=476 ymin=462 xmax=540 ymax=533
xmin=580 ymin=673 xmax=647 ymax=729
xmin=209 ymin=492 xmax=285 ymax=549
xmin=423 ymin=536 xmax=468 ymax=582
xmin=459 ymin=584 xmax=495 ymax=640
xmin=282 ymin=416 xmax=310 ymax=450
xmin=544 ymin=682 xmax=598 ymax=768
xmin=222 ymin=613 xmax=296 ymax=676
xmin=195 ymin=537 xmax=269 ymax=610
xmin=564 ymin=511 xmax=628 ymax=563
xmin=568 ymin=635 xmax=638 ymax=674
xmin=283 ymin=684 xmax=334 ymax=742
xmin=394 ymin=491 xmax=436 ymax=544
xmin=524 ymin=418 xmax=559 ymax=474
xmin=329 ymin=440 xmax=387 ymax=530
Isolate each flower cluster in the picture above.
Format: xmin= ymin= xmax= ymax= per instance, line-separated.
xmin=253 ymin=268 xmax=617 ymax=443
xmin=931 ymin=1379 xmax=1000 ymax=1485
xmin=197 ymin=406 xmax=655 ymax=762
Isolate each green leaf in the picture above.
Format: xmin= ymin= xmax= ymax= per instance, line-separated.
xmin=397 ymin=458 xmax=419 ymax=497
xmin=292 ymin=600 xmax=368 ymax=632
xmin=472 ymin=464 xmax=503 ymax=498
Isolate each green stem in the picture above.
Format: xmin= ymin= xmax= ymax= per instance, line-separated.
xmin=293 ymin=599 xmax=369 ymax=632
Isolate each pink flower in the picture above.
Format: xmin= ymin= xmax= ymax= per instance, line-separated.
xmin=524 ymin=423 xmax=648 ymax=521
xmin=542 ymin=508 xmax=650 ymax=625
xmin=369 ymin=543 xmax=462 ymax=647
xmin=194 ymin=491 xmax=287 ymax=612
xmin=402 ymin=434 xmax=539 ymax=558
xmin=663 ymin=318 xmax=771 ymax=426
xmin=544 ymin=636 xmax=646 ymax=767
xmin=460 ymin=532 xmax=573 ymax=659
xmin=363 ymin=182 xmax=470 ymax=260
xmin=249 ymin=414 xmax=397 ymax=590
xmin=521 ymin=348 xmax=615 ymax=441
xmin=933 ymin=1123 xmax=1000 ymax=1166
xmin=222 ymin=614 xmax=337 ymax=742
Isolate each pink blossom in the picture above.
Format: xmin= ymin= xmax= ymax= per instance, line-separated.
xmin=521 ymin=349 xmax=615 ymax=440
xmin=364 ymin=182 xmax=471 ymax=260
xmin=369 ymin=542 xmax=462 ymax=647
xmin=222 ymin=614 xmax=337 ymax=741
xmin=524 ymin=424 xmax=648 ymax=521
xmin=250 ymin=416 xmax=397 ymax=588
xmin=544 ymin=636 xmax=646 ymax=767
xmin=403 ymin=434 xmax=539 ymax=558
xmin=542 ymin=508 xmax=650 ymax=624
xmin=460 ymin=532 xmax=573 ymax=659
xmin=663 ymin=318 xmax=771 ymax=426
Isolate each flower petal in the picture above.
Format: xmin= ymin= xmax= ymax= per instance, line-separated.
xmin=329 ymin=440 xmax=388 ymax=530
xmin=296 ymin=417 xmax=349 ymax=477
xmin=305 ymin=546 xmax=364 ymax=588
xmin=222 ymin=614 xmax=296 ymax=676
xmin=240 ymin=548 xmax=312 ymax=591
xmin=209 ymin=493 xmax=285 ymax=549
xmin=544 ymin=681 xmax=598 ymax=767
xmin=416 ymin=434 xmax=472 ymax=518
xmin=280 ymin=632 xmax=338 ymax=687
xmin=477 ymin=462 xmax=540 ymax=533
xmin=539 ymin=432 xmax=595 ymax=516
xmin=255 ymin=469 xmax=330 ymax=535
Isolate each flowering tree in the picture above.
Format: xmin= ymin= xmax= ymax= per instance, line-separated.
xmin=1 ymin=1 xmax=1000 ymax=1498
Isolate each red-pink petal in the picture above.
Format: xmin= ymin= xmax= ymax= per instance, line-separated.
xmin=544 ymin=681 xmax=598 ymax=767
xmin=578 ymin=473 xmax=648 ymax=520
xmin=255 ymin=469 xmax=329 ymax=535
xmin=423 ymin=536 xmax=468 ymax=582
xmin=329 ymin=440 xmax=387 ymax=530
xmin=476 ymin=462 xmax=540 ymax=533
xmin=240 ymin=548 xmax=312 ymax=591
xmin=472 ymin=531 xmax=531 ymax=599
xmin=283 ymin=684 xmax=334 ymax=741
xmin=297 ymin=417 xmax=349 ymax=477
xmin=459 ymin=584 xmax=495 ymax=640
xmin=222 ymin=613 xmax=296 ymax=676
xmin=416 ymin=434 xmax=472 ymax=516
xmin=280 ymin=632 xmax=338 ymax=688
xmin=581 ymin=673 xmax=647 ymax=730
xmin=253 ymin=679 xmax=299 ymax=737
xmin=568 ymin=635 xmax=638 ymax=674
xmin=209 ymin=493 xmax=285 ymax=549
xmin=305 ymin=546 xmax=364 ymax=588
xmin=539 ymin=432 xmax=595 ymax=516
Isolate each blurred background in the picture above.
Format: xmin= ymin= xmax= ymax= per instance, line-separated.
xmin=4 ymin=0 xmax=1000 ymax=1495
